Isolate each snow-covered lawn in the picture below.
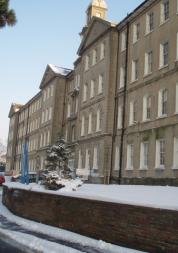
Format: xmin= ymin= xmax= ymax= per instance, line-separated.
xmin=0 ymin=191 xmax=146 ymax=253
xmin=4 ymin=182 xmax=178 ymax=211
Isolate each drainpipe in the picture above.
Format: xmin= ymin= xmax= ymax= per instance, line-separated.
xmin=107 ymin=29 xmax=120 ymax=185
xmin=118 ymin=22 xmax=130 ymax=185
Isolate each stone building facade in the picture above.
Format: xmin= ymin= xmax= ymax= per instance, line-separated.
xmin=6 ymin=0 xmax=178 ymax=185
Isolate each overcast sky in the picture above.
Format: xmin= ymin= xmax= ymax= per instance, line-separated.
xmin=0 ymin=0 xmax=143 ymax=145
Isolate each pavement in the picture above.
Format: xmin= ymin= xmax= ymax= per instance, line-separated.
xmin=0 ymin=210 xmax=110 ymax=253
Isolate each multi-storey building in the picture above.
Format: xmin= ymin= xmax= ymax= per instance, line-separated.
xmin=6 ymin=0 xmax=178 ymax=185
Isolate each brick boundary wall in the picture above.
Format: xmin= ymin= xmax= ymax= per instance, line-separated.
xmin=2 ymin=185 xmax=178 ymax=253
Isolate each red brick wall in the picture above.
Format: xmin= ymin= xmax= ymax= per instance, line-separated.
xmin=2 ymin=185 xmax=178 ymax=253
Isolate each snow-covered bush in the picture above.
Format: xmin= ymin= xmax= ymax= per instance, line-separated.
xmin=42 ymin=137 xmax=82 ymax=191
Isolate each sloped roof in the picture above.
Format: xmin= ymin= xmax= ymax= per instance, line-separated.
xmin=48 ymin=64 xmax=72 ymax=76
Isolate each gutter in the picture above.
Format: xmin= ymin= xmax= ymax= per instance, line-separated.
xmin=118 ymin=22 xmax=130 ymax=184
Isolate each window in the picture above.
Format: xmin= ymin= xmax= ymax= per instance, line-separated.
xmin=160 ymin=42 xmax=169 ymax=67
xmin=96 ymin=109 xmax=101 ymax=132
xmin=129 ymin=101 xmax=137 ymax=125
xmin=144 ymin=51 xmax=153 ymax=75
xmin=83 ymin=83 xmax=88 ymax=102
xmin=119 ymin=67 xmax=125 ymax=88
xmin=72 ymin=126 xmax=76 ymax=142
xmin=98 ymin=74 xmax=103 ymax=94
xmin=177 ymin=33 xmax=178 ymax=60
xmin=49 ymin=107 xmax=52 ymax=120
xmin=156 ymin=139 xmax=166 ymax=168
xmin=140 ymin=142 xmax=149 ymax=169
xmin=126 ymin=144 xmax=134 ymax=170
xmin=131 ymin=59 xmax=139 ymax=82
xmin=100 ymin=43 xmax=105 ymax=60
xmin=114 ymin=146 xmax=120 ymax=171
xmin=93 ymin=147 xmax=98 ymax=170
xmin=160 ymin=1 xmax=169 ymax=24
xmin=177 ymin=0 xmax=178 ymax=13
xmin=173 ymin=138 xmax=178 ymax=169
xmin=67 ymin=103 xmax=71 ymax=118
xmin=88 ymin=112 xmax=92 ymax=134
xmin=143 ymin=95 xmax=151 ymax=121
xmin=85 ymin=149 xmax=90 ymax=170
xmin=92 ymin=49 xmax=97 ymax=65
xmin=85 ymin=55 xmax=89 ymax=71
xmin=176 ymin=83 xmax=178 ymax=113
xmin=133 ymin=23 xmax=140 ymax=43
xmin=146 ymin=12 xmax=154 ymax=34
xmin=78 ymin=150 xmax=82 ymax=170
xmin=90 ymin=80 xmax=95 ymax=98
xmin=75 ymin=97 xmax=78 ymax=113
xmin=50 ymin=85 xmax=54 ymax=97
xmin=81 ymin=116 xmax=85 ymax=136
xmin=121 ymin=32 xmax=126 ymax=51
xmin=117 ymin=105 xmax=123 ymax=129
xmin=158 ymin=89 xmax=168 ymax=117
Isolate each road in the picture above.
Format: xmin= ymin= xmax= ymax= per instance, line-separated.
xmin=0 ymin=239 xmax=24 ymax=253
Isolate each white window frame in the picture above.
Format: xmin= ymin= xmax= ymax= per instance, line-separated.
xmin=129 ymin=101 xmax=137 ymax=125
xmin=98 ymin=74 xmax=103 ymax=94
xmin=81 ymin=116 xmax=85 ymax=137
xmin=173 ymin=137 xmax=178 ymax=169
xmin=117 ymin=105 xmax=123 ymax=129
xmin=126 ymin=144 xmax=134 ymax=170
xmin=143 ymin=95 xmax=151 ymax=121
xmin=176 ymin=33 xmax=178 ymax=61
xmin=85 ymin=149 xmax=90 ymax=170
xmin=85 ymin=55 xmax=89 ymax=71
xmin=83 ymin=83 xmax=87 ymax=102
xmin=144 ymin=51 xmax=152 ymax=75
xmin=78 ymin=150 xmax=82 ymax=170
xmin=88 ymin=112 xmax=92 ymax=134
xmin=140 ymin=142 xmax=149 ymax=169
xmin=93 ymin=146 xmax=98 ymax=170
xmin=133 ymin=23 xmax=140 ymax=43
xmin=121 ymin=32 xmax=126 ymax=51
xmin=100 ymin=42 xmax=105 ymax=60
xmin=158 ymin=89 xmax=168 ymax=117
xmin=114 ymin=145 xmax=120 ymax=171
xmin=67 ymin=103 xmax=71 ymax=118
xmin=146 ymin=12 xmax=154 ymax=34
xmin=176 ymin=83 xmax=178 ymax=114
xmin=119 ymin=67 xmax=125 ymax=88
xmin=92 ymin=49 xmax=97 ymax=66
xmin=159 ymin=42 xmax=169 ymax=68
xmin=131 ymin=60 xmax=138 ymax=82
xmin=160 ymin=0 xmax=169 ymax=24
xmin=96 ymin=109 xmax=101 ymax=132
xmin=90 ymin=80 xmax=95 ymax=98
xmin=155 ymin=139 xmax=166 ymax=169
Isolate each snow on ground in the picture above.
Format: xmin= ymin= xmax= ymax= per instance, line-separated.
xmin=4 ymin=182 xmax=178 ymax=211
xmin=0 ymin=228 xmax=83 ymax=253
xmin=0 ymin=191 xmax=146 ymax=253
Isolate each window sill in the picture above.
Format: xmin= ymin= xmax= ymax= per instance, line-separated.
xmin=145 ymin=30 xmax=154 ymax=37
xmin=157 ymin=115 xmax=167 ymax=119
xmin=172 ymin=167 xmax=178 ymax=170
xmin=130 ymin=79 xmax=139 ymax=85
xmin=133 ymin=39 xmax=139 ymax=45
xmin=139 ymin=167 xmax=148 ymax=171
xmin=143 ymin=72 xmax=152 ymax=78
xmin=121 ymin=48 xmax=126 ymax=53
xmin=142 ymin=119 xmax=151 ymax=123
xmin=159 ymin=19 xmax=169 ymax=27
xmin=125 ymin=168 xmax=134 ymax=171
xmin=155 ymin=166 xmax=165 ymax=170
xmin=159 ymin=64 xmax=169 ymax=71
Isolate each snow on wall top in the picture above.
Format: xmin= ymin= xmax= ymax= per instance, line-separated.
xmin=49 ymin=64 xmax=72 ymax=76
xmin=3 ymin=183 xmax=178 ymax=211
